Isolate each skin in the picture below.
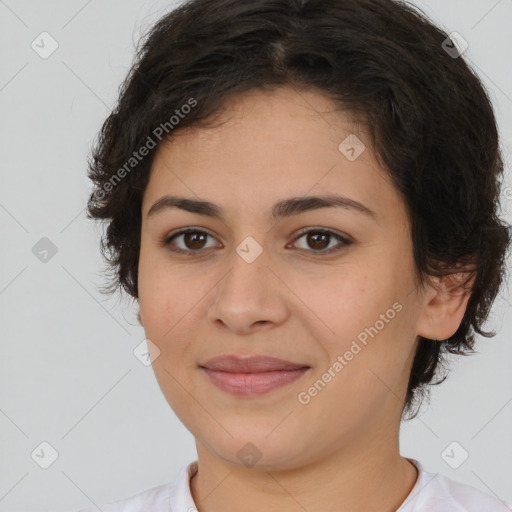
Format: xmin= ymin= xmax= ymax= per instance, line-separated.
xmin=137 ymin=85 xmax=473 ymax=512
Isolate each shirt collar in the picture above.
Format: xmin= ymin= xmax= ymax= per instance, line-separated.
xmin=169 ymin=458 xmax=429 ymax=511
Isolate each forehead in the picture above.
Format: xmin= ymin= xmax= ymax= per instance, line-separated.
xmin=142 ymin=86 xmax=406 ymax=228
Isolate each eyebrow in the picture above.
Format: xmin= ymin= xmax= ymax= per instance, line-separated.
xmin=146 ymin=194 xmax=377 ymax=221
xmin=147 ymin=194 xmax=377 ymax=220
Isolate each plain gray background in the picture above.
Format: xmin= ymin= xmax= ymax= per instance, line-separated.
xmin=1 ymin=0 xmax=511 ymax=510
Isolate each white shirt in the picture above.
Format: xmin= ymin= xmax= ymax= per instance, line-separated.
xmin=75 ymin=458 xmax=512 ymax=511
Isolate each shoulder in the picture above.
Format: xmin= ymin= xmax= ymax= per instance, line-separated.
xmin=72 ymin=461 xmax=197 ymax=512
xmin=402 ymin=459 xmax=512 ymax=512
xmin=73 ymin=481 xmax=174 ymax=512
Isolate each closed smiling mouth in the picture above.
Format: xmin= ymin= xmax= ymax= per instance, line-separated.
xmin=199 ymin=355 xmax=311 ymax=396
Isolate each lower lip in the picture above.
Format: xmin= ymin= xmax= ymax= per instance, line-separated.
xmin=201 ymin=367 xmax=310 ymax=396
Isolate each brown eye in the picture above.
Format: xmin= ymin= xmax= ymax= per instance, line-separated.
xmin=290 ymin=228 xmax=352 ymax=254
xmin=162 ymin=229 xmax=220 ymax=254
xmin=305 ymin=232 xmax=330 ymax=250
xmin=182 ymin=231 xmax=208 ymax=250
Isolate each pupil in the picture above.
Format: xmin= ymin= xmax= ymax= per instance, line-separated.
xmin=309 ymin=233 xmax=328 ymax=250
xmin=186 ymin=232 xmax=205 ymax=249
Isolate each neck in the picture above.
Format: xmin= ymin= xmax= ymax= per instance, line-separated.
xmin=190 ymin=427 xmax=418 ymax=512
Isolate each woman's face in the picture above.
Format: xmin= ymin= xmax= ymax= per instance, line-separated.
xmin=138 ymin=86 xmax=434 ymax=469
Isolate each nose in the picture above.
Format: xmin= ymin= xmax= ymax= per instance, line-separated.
xmin=206 ymin=245 xmax=290 ymax=335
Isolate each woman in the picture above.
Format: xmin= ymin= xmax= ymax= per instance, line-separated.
xmin=78 ymin=0 xmax=512 ymax=510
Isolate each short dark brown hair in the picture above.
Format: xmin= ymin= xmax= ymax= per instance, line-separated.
xmin=86 ymin=0 xmax=511 ymax=418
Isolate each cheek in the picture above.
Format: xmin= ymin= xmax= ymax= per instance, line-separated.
xmin=289 ymin=267 xmax=389 ymax=344
xmin=295 ymin=265 xmax=414 ymax=376
xmin=137 ymin=261 xmax=211 ymax=368
xmin=138 ymin=270 xmax=199 ymax=413
xmin=138 ymin=242 xmax=187 ymax=327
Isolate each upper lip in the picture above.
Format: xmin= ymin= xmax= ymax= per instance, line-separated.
xmin=200 ymin=355 xmax=310 ymax=373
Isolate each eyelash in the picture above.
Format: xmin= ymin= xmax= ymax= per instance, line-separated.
xmin=160 ymin=227 xmax=353 ymax=256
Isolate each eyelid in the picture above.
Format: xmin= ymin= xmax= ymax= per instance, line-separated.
xmin=291 ymin=226 xmax=354 ymax=244
xmin=160 ymin=226 xmax=222 ymax=250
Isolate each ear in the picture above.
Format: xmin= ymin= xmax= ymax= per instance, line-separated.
xmin=416 ymin=266 xmax=476 ymax=341
xmin=137 ymin=308 xmax=144 ymax=326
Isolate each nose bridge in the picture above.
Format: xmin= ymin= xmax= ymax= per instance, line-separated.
xmin=219 ymin=235 xmax=273 ymax=302
xmin=207 ymin=235 xmax=288 ymax=331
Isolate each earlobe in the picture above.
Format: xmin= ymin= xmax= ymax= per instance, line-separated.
xmin=417 ymin=269 xmax=476 ymax=341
